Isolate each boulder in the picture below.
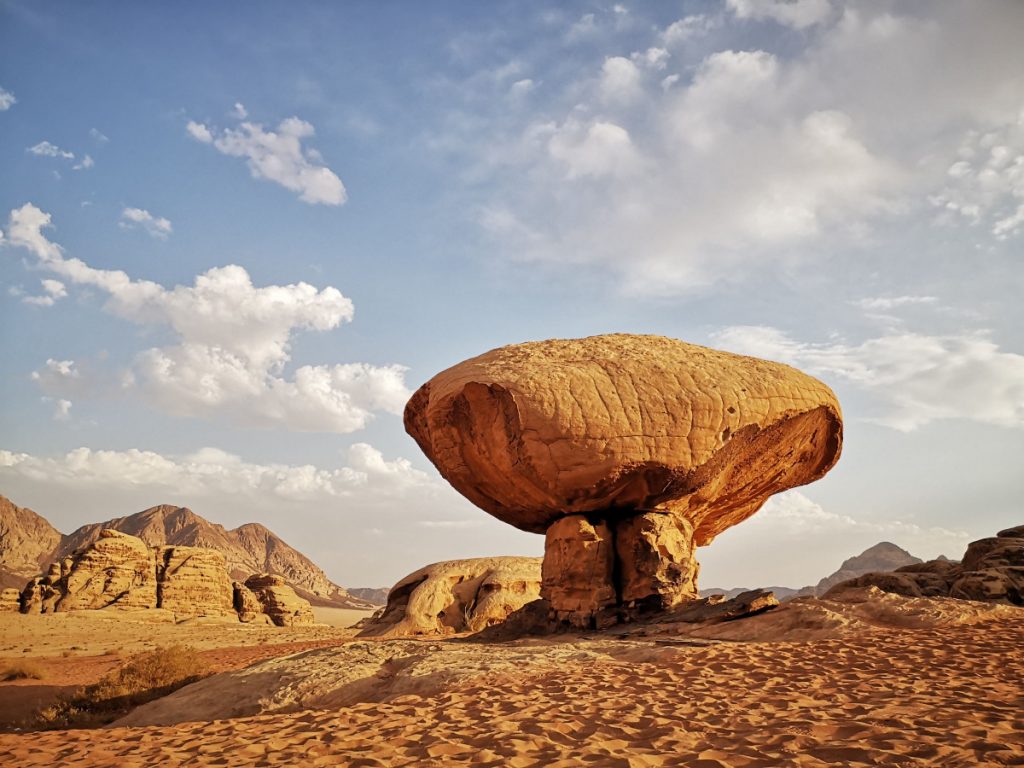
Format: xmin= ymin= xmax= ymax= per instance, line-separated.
xmin=359 ymin=557 xmax=542 ymax=637
xmin=244 ymin=574 xmax=315 ymax=626
xmin=405 ymin=334 xmax=842 ymax=627
xmin=155 ymin=546 xmax=235 ymax=618
xmin=232 ymin=580 xmax=267 ymax=623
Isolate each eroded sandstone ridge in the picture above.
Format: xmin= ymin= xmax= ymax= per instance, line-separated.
xmin=358 ymin=557 xmax=542 ymax=637
xmin=406 ymin=334 xmax=843 ymax=627
xmin=19 ymin=530 xmax=315 ymax=625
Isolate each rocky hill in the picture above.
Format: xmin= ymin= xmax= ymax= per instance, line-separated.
xmin=0 ymin=496 xmax=62 ymax=590
xmin=811 ymin=542 xmax=922 ymax=596
xmin=348 ymin=587 xmax=390 ymax=606
xmin=702 ymin=541 xmax=924 ymax=601
xmin=0 ymin=495 xmax=371 ymax=609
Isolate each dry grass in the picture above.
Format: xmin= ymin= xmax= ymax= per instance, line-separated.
xmin=36 ymin=645 xmax=210 ymax=729
xmin=1 ymin=660 xmax=47 ymax=681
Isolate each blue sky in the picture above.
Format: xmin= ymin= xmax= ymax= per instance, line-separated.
xmin=2 ymin=0 xmax=1023 ymax=589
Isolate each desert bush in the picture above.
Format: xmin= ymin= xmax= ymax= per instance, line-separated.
xmin=1 ymin=660 xmax=47 ymax=681
xmin=37 ymin=644 xmax=210 ymax=728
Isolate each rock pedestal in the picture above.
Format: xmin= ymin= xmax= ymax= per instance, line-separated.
xmin=541 ymin=512 xmax=700 ymax=628
xmin=405 ymin=334 xmax=844 ymax=628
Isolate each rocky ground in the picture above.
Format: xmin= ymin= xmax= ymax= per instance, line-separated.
xmin=0 ymin=590 xmax=1020 ymax=766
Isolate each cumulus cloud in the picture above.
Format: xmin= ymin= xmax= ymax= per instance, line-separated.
xmin=929 ymin=111 xmax=1024 ymax=240
xmin=726 ymin=0 xmax=832 ymax=29
xmin=0 ymin=87 xmax=16 ymax=111
xmin=119 ymin=207 xmax=173 ymax=239
xmin=27 ymin=141 xmax=74 ymax=160
xmin=0 ymin=442 xmax=432 ymax=503
xmin=73 ymin=154 xmax=94 ymax=171
xmin=712 ymin=325 xmax=1024 ymax=431
xmin=187 ymin=113 xmax=347 ymax=205
xmin=4 ymin=203 xmax=409 ymax=433
xmin=89 ymin=128 xmax=109 ymax=143
xmin=453 ymin=2 xmax=1024 ymax=295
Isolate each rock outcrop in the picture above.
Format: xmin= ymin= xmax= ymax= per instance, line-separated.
xmin=57 ymin=505 xmax=371 ymax=609
xmin=358 ymin=557 xmax=542 ymax=637
xmin=243 ymin=574 xmax=315 ymax=626
xmin=18 ymin=530 xmax=315 ymax=623
xmin=405 ymin=334 xmax=842 ymax=627
xmin=826 ymin=526 xmax=1024 ymax=605
xmin=155 ymin=546 xmax=235 ymax=617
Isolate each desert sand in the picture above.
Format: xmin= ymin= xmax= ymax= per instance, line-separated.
xmin=0 ymin=591 xmax=1021 ymax=766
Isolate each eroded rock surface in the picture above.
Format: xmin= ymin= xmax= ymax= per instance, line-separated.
xmin=18 ymin=530 xmax=315 ymax=623
xmin=156 ymin=546 xmax=235 ymax=617
xmin=244 ymin=574 xmax=315 ymax=626
xmin=359 ymin=557 xmax=542 ymax=637
xmin=406 ymin=334 xmax=843 ymax=627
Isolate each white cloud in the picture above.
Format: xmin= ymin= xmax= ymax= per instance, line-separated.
xmin=5 ymin=203 xmax=410 ymax=433
xmin=599 ymin=56 xmax=642 ymax=102
xmin=455 ymin=3 xmax=1024 ymax=296
xmin=929 ymin=111 xmax=1024 ymax=240
xmin=31 ymin=358 xmax=81 ymax=393
xmin=712 ymin=325 xmax=1024 ymax=431
xmin=89 ymin=128 xmax=109 ymax=143
xmin=853 ymin=295 xmax=938 ymax=312
xmin=726 ymin=0 xmax=832 ymax=29
xmin=0 ymin=443 xmax=432 ymax=503
xmin=119 ymin=207 xmax=173 ymax=239
xmin=566 ymin=13 xmax=597 ymax=42
xmin=187 ymin=114 xmax=347 ymax=205
xmin=744 ymin=490 xmax=972 ymax=561
xmin=186 ymin=120 xmax=213 ymax=143
xmin=232 ymin=102 xmax=248 ymax=119
xmin=73 ymin=154 xmax=94 ymax=171
xmin=0 ymin=87 xmax=16 ymax=111
xmin=509 ymin=78 xmax=535 ymax=97
xmin=547 ymin=119 xmax=640 ymax=179
xmin=27 ymin=141 xmax=74 ymax=160
xmin=50 ymin=398 xmax=72 ymax=421
xmin=660 ymin=15 xmax=716 ymax=46
xmin=21 ymin=278 xmax=67 ymax=307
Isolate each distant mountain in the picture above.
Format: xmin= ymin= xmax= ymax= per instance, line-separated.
xmin=0 ymin=495 xmax=373 ymax=609
xmin=702 ymin=541 xmax=923 ymax=601
xmin=348 ymin=587 xmax=390 ymax=606
xmin=0 ymin=496 xmax=62 ymax=589
xmin=811 ymin=542 xmax=921 ymax=596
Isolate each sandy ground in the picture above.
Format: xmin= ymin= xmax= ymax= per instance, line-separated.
xmin=0 ymin=593 xmax=1020 ymax=766
xmin=310 ymin=606 xmax=376 ymax=627
xmin=0 ymin=610 xmax=360 ymax=731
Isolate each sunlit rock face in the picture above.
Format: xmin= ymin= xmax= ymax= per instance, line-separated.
xmin=406 ymin=334 xmax=843 ymax=627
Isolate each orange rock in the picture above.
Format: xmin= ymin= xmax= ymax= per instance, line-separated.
xmin=406 ymin=334 xmax=843 ymax=627
xmin=359 ymin=557 xmax=542 ymax=637
xmin=243 ymin=574 xmax=315 ymax=626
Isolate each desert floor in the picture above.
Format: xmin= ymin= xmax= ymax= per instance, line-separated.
xmin=0 ymin=598 xmax=1021 ymax=766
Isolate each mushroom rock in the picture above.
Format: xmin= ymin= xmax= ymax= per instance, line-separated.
xmin=406 ymin=334 xmax=843 ymax=628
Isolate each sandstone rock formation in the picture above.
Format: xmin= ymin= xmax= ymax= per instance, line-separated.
xmin=155 ymin=546 xmax=235 ymax=617
xmin=57 ymin=505 xmax=371 ymax=609
xmin=826 ymin=526 xmax=1023 ymax=605
xmin=406 ymin=334 xmax=842 ymax=627
xmin=232 ymin=580 xmax=268 ymax=623
xmin=18 ymin=530 xmax=315 ymax=623
xmin=358 ymin=557 xmax=542 ymax=637
xmin=244 ymin=574 xmax=315 ymax=626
